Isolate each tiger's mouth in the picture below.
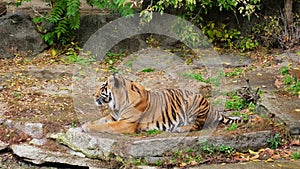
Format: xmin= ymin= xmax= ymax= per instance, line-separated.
xmin=95 ymin=98 xmax=104 ymax=105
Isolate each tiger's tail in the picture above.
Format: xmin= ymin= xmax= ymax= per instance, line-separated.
xmin=218 ymin=111 xmax=249 ymax=124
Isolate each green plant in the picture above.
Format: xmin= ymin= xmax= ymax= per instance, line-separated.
xmin=236 ymin=36 xmax=259 ymax=51
xmin=284 ymin=74 xmax=293 ymax=85
xmin=280 ymin=66 xmax=290 ymax=75
xmin=208 ymin=70 xmax=224 ymax=87
xmin=292 ymin=151 xmax=300 ymax=160
xmin=226 ymin=122 xmax=238 ymax=131
xmin=225 ymin=95 xmax=247 ymax=110
xmin=202 ymin=22 xmax=240 ymax=48
xmin=154 ymin=160 xmax=162 ymax=166
xmin=183 ymin=73 xmax=207 ymax=83
xmin=71 ymin=122 xmax=77 ymax=128
xmin=280 ymin=66 xmax=300 ymax=95
xmin=141 ymin=68 xmax=155 ymax=73
xmin=141 ymin=0 xmax=261 ymax=49
xmin=146 ymin=129 xmax=162 ymax=135
xmin=267 ymin=133 xmax=282 ymax=149
xmin=247 ymin=102 xmax=256 ymax=113
xmin=219 ymin=145 xmax=235 ymax=155
xmin=105 ymin=52 xmax=125 ymax=65
xmin=63 ymin=42 xmax=96 ymax=65
xmin=200 ymin=144 xmax=215 ymax=155
xmin=17 ymin=0 xmax=134 ymax=46
xmin=288 ymin=80 xmax=300 ymax=95
xmin=171 ymin=149 xmax=201 ymax=166
xmin=225 ymin=68 xmax=243 ymax=77
xmin=12 ymin=91 xmax=21 ymax=98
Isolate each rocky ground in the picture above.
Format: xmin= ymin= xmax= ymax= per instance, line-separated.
xmin=0 ymin=0 xmax=300 ymax=168
xmin=0 ymin=46 xmax=299 ymax=168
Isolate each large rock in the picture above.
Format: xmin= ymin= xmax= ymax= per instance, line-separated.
xmin=50 ymin=129 xmax=274 ymax=162
xmin=0 ymin=13 xmax=47 ymax=59
xmin=11 ymin=144 xmax=119 ymax=168
xmin=52 ymin=128 xmax=117 ymax=160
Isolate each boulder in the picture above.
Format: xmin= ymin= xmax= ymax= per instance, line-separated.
xmin=11 ymin=144 xmax=119 ymax=168
xmin=0 ymin=13 xmax=47 ymax=59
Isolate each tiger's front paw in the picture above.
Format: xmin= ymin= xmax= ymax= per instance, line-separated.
xmin=81 ymin=122 xmax=91 ymax=133
xmin=68 ymin=127 xmax=83 ymax=132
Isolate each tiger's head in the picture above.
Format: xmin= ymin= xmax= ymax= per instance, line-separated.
xmin=94 ymin=81 xmax=111 ymax=106
xmin=94 ymin=73 xmax=148 ymax=112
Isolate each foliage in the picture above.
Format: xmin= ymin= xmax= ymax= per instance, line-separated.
xmin=226 ymin=122 xmax=237 ymax=131
xmin=219 ymin=144 xmax=235 ymax=155
xmin=267 ymin=133 xmax=282 ymax=149
xmin=280 ymin=66 xmax=300 ymax=96
xmin=292 ymin=151 xmax=300 ymax=160
xmin=62 ymin=42 xmax=95 ymax=65
xmin=253 ymin=15 xmax=300 ymax=50
xmin=225 ymin=94 xmax=247 ymax=111
xmin=225 ymin=68 xmax=243 ymax=77
xmin=167 ymin=144 xmax=235 ymax=167
xmin=105 ymin=52 xmax=125 ymax=65
xmin=17 ymin=0 xmax=134 ymax=46
xmin=141 ymin=0 xmax=261 ymax=50
xmin=146 ymin=129 xmax=162 ymax=135
xmin=141 ymin=68 xmax=155 ymax=73
xmin=236 ymin=35 xmax=259 ymax=52
xmin=183 ymin=73 xmax=207 ymax=83
xmin=200 ymin=143 xmax=235 ymax=155
xmin=280 ymin=66 xmax=290 ymax=75
xmin=202 ymin=22 xmax=240 ymax=48
xmin=183 ymin=70 xmax=223 ymax=87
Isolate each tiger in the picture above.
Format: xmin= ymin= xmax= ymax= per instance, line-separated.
xmin=81 ymin=73 xmax=244 ymax=134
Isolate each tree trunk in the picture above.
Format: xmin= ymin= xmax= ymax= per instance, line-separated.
xmin=284 ymin=0 xmax=293 ymax=30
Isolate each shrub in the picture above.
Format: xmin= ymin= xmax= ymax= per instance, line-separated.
xmin=17 ymin=0 xmax=134 ymax=46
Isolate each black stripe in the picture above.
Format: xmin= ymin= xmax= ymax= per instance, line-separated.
xmin=156 ymin=121 xmax=160 ymax=129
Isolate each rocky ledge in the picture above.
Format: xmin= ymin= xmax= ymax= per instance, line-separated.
xmin=9 ymin=128 xmax=275 ymax=168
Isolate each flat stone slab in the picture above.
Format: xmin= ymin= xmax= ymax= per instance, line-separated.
xmin=49 ymin=129 xmax=274 ymax=163
xmin=11 ymin=144 xmax=119 ymax=168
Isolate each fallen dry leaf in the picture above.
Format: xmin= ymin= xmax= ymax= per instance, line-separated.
xmin=250 ymin=154 xmax=260 ymax=161
xmin=179 ymin=162 xmax=187 ymax=167
xmin=265 ymin=158 xmax=274 ymax=162
xmin=274 ymin=79 xmax=284 ymax=88
xmin=271 ymin=154 xmax=280 ymax=159
xmin=249 ymin=149 xmax=258 ymax=155
xmin=290 ymin=140 xmax=300 ymax=146
xmin=190 ymin=161 xmax=198 ymax=166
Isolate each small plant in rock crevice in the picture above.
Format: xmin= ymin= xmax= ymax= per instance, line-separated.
xmin=267 ymin=133 xmax=282 ymax=149
xmin=292 ymin=151 xmax=300 ymax=160
xmin=280 ymin=66 xmax=300 ymax=96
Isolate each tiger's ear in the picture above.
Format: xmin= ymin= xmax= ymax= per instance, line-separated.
xmin=108 ymin=74 xmax=119 ymax=88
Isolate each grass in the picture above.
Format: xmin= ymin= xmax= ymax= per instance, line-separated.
xmin=141 ymin=68 xmax=155 ymax=73
xmin=225 ymin=95 xmax=247 ymax=111
xmin=183 ymin=70 xmax=224 ymax=87
xmin=267 ymin=133 xmax=282 ymax=149
xmin=292 ymin=151 xmax=300 ymax=160
xmin=183 ymin=73 xmax=207 ymax=83
xmin=280 ymin=66 xmax=300 ymax=96
xmin=225 ymin=67 xmax=243 ymax=77
xmin=146 ymin=129 xmax=162 ymax=135
xmin=105 ymin=52 xmax=125 ymax=65
xmin=226 ymin=122 xmax=238 ymax=131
